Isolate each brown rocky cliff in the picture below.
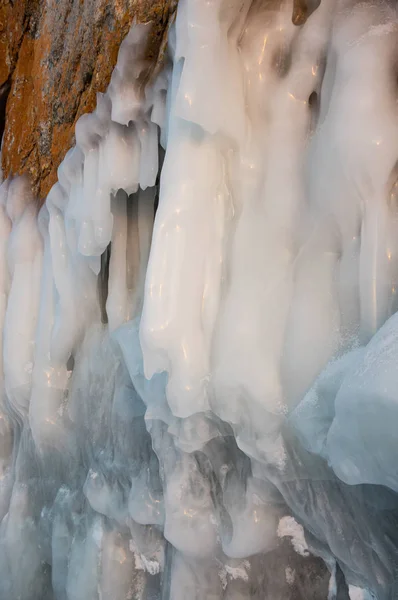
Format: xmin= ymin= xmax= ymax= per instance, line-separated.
xmin=0 ymin=0 xmax=176 ymax=200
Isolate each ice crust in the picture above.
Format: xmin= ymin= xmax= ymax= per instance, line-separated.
xmin=1 ymin=0 xmax=398 ymax=598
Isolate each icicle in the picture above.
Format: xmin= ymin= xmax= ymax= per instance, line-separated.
xmin=1 ymin=3 xmax=398 ymax=599
xmin=3 ymin=177 xmax=42 ymax=420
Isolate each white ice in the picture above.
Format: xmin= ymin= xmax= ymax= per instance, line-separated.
xmin=1 ymin=0 xmax=398 ymax=598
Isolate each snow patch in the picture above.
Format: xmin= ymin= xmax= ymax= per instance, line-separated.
xmin=285 ymin=567 xmax=296 ymax=585
xmin=218 ymin=560 xmax=251 ymax=590
xmin=277 ymin=516 xmax=310 ymax=557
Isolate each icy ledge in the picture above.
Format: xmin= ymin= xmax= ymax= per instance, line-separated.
xmin=0 ymin=0 xmax=398 ymax=598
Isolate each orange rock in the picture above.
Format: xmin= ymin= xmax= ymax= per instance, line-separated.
xmin=291 ymin=0 xmax=321 ymax=26
xmin=1 ymin=0 xmax=176 ymax=200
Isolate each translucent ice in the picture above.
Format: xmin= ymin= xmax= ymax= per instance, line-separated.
xmin=2 ymin=0 xmax=398 ymax=599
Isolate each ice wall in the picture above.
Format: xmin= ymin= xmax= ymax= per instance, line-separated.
xmin=1 ymin=0 xmax=398 ymax=598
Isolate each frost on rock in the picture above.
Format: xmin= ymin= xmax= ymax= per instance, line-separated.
xmin=1 ymin=0 xmax=398 ymax=599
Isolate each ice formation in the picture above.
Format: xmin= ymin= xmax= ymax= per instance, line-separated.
xmin=1 ymin=0 xmax=398 ymax=597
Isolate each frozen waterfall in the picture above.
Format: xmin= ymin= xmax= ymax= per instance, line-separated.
xmin=0 ymin=0 xmax=398 ymax=598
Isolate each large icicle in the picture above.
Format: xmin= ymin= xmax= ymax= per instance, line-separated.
xmin=1 ymin=1 xmax=398 ymax=599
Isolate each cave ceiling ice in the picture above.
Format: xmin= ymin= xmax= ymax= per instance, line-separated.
xmin=0 ymin=0 xmax=398 ymax=598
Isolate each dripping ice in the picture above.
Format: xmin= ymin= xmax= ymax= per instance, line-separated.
xmin=1 ymin=0 xmax=398 ymax=598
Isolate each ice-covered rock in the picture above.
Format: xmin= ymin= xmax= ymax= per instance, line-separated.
xmin=1 ymin=0 xmax=398 ymax=598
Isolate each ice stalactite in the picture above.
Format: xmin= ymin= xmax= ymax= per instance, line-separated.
xmin=1 ymin=0 xmax=398 ymax=598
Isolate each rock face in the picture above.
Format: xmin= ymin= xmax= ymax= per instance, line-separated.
xmin=0 ymin=0 xmax=175 ymax=200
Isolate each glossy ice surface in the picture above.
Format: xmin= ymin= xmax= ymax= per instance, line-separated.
xmin=0 ymin=0 xmax=398 ymax=598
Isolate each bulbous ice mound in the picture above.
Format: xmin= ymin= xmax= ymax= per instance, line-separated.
xmin=1 ymin=0 xmax=398 ymax=598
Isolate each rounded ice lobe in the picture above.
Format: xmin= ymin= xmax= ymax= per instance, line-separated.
xmin=327 ymin=310 xmax=398 ymax=492
xmin=3 ymin=1 xmax=398 ymax=599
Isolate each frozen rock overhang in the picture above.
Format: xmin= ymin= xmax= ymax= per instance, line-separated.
xmin=0 ymin=0 xmax=176 ymax=199
xmin=0 ymin=0 xmax=398 ymax=598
